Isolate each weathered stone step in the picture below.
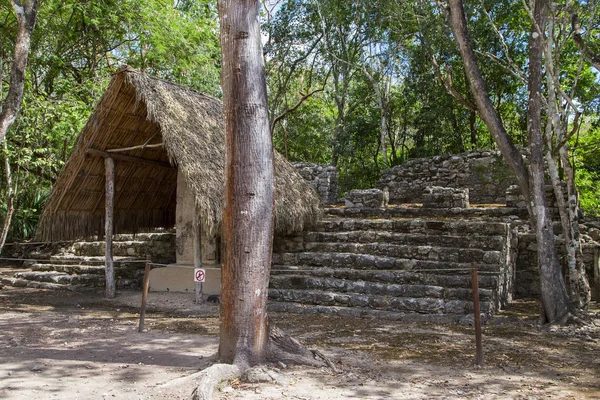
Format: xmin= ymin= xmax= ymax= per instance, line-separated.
xmin=0 ymin=276 xmax=92 ymax=292
xmin=112 ymin=232 xmax=175 ymax=241
xmin=46 ymin=254 xmax=142 ymax=264
xmin=324 ymin=206 xmax=527 ymax=220
xmin=267 ymin=301 xmax=460 ymax=323
xmin=302 ymin=242 xmax=502 ymax=264
xmin=269 ymin=266 xmax=499 ymax=289
xmin=12 ymin=271 xmax=140 ymax=289
xmin=272 ymin=252 xmax=501 ymax=272
xmin=317 ymin=218 xmax=510 ymax=236
xmin=15 ymin=271 xmax=103 ymax=285
xmin=268 ymin=289 xmax=492 ymax=314
xmin=269 ymin=275 xmax=495 ymax=301
xmin=29 ymin=263 xmax=141 ymax=279
xmin=72 ymin=239 xmax=174 ymax=259
xmin=306 ymin=231 xmax=507 ymax=250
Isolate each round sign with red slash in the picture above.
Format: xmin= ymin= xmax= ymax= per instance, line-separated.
xmin=194 ymin=268 xmax=206 ymax=283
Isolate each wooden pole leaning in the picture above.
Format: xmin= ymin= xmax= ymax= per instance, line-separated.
xmin=104 ymin=157 xmax=116 ymax=299
xmin=138 ymin=255 xmax=152 ymax=332
xmin=471 ymin=264 xmax=484 ymax=366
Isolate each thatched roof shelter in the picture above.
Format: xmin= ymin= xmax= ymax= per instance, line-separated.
xmin=37 ymin=66 xmax=322 ymax=241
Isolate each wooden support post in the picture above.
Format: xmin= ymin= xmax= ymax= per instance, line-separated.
xmin=139 ymin=255 xmax=151 ymax=332
xmin=194 ymin=211 xmax=204 ymax=305
xmin=471 ymin=265 xmax=484 ymax=366
xmin=104 ymin=157 xmax=116 ymax=299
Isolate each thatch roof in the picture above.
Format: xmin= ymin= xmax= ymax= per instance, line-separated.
xmin=37 ymin=66 xmax=322 ymax=241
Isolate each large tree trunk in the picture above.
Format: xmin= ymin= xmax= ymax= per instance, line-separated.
xmin=0 ymin=0 xmax=38 ymax=145
xmin=445 ymin=0 xmax=574 ymax=323
xmin=193 ymin=5 xmax=330 ymax=397
xmin=218 ymin=0 xmax=274 ymax=367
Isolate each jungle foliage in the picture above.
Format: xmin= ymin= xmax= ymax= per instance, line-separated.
xmin=0 ymin=0 xmax=599 ymax=242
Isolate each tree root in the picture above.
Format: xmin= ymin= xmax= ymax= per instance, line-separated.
xmin=190 ymin=363 xmax=242 ymax=400
xmin=191 ymin=323 xmax=337 ymax=399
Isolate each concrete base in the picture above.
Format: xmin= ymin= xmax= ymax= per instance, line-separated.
xmin=149 ymin=264 xmax=221 ymax=294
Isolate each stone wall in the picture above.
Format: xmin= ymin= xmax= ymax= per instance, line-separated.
xmin=378 ymin=150 xmax=519 ymax=204
xmin=292 ymin=162 xmax=338 ymax=205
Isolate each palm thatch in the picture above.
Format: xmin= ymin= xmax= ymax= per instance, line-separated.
xmin=37 ymin=66 xmax=322 ymax=241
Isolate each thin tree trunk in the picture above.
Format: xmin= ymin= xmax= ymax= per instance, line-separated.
xmin=363 ymin=69 xmax=388 ymax=166
xmin=0 ymin=143 xmax=15 ymax=253
xmin=559 ymin=146 xmax=590 ymax=307
xmin=0 ymin=0 xmax=38 ymax=145
xmin=445 ymin=0 xmax=574 ymax=323
xmin=104 ymin=157 xmax=116 ymax=299
xmin=527 ymin=0 xmax=573 ymax=322
xmin=469 ymin=111 xmax=477 ymax=150
xmin=545 ymin=147 xmax=579 ymax=303
xmin=542 ymin=5 xmax=590 ymax=310
xmin=218 ymin=0 xmax=274 ymax=368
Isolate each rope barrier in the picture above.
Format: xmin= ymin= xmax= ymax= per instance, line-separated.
xmin=0 ymin=256 xmax=502 ymax=275
xmin=272 ymin=267 xmax=502 ymax=275
xmin=0 ymin=256 xmax=148 ymax=264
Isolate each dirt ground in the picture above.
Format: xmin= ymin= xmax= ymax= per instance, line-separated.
xmin=1 ymin=284 xmax=599 ymax=400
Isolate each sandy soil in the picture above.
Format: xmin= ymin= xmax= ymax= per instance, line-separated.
xmin=0 ymin=284 xmax=599 ymax=400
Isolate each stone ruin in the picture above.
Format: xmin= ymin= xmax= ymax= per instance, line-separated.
xmin=292 ymin=162 xmax=338 ymax=205
xmin=2 ymin=150 xmax=598 ymax=321
xmin=377 ymin=150 xmax=518 ymax=204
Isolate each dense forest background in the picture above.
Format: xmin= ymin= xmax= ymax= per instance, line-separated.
xmin=0 ymin=0 xmax=599 ymax=242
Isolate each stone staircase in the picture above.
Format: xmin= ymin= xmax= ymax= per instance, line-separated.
xmin=269 ymin=206 xmax=518 ymax=321
xmin=0 ymin=232 xmax=175 ymax=291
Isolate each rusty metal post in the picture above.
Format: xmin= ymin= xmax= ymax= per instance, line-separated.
xmin=471 ymin=265 xmax=484 ymax=366
xmin=594 ymin=247 xmax=599 ymax=302
xmin=138 ymin=255 xmax=151 ymax=332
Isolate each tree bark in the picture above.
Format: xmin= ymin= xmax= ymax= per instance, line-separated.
xmin=0 ymin=0 xmax=38 ymax=145
xmin=218 ymin=0 xmax=274 ymax=367
xmin=526 ymin=0 xmax=573 ymax=322
xmin=445 ymin=0 xmax=574 ymax=323
xmin=104 ymin=157 xmax=116 ymax=299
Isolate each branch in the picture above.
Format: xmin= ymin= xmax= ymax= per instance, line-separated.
xmin=572 ymin=12 xmax=600 ymax=72
xmin=553 ymin=111 xmax=581 ymax=154
xmin=270 ymin=87 xmax=326 ymax=134
xmin=431 ymin=54 xmax=477 ymax=112
xmin=473 ymin=49 xmax=527 ymax=84
xmin=442 ymin=0 xmax=531 ymax=200
xmin=478 ymin=0 xmax=527 ymax=82
xmin=0 ymin=0 xmax=38 ymax=144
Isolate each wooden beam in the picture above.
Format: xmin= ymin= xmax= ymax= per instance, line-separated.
xmin=87 ymin=147 xmax=173 ymax=169
xmin=107 ymin=142 xmax=164 ymax=153
xmin=105 ymin=157 xmax=116 ymax=299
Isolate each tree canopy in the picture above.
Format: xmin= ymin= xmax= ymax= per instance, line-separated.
xmin=1 ymin=0 xmax=599 ymax=244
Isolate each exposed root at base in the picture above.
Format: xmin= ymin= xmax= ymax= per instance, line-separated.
xmin=191 ymin=324 xmax=337 ymax=399
xmin=191 ymin=363 xmax=242 ymax=400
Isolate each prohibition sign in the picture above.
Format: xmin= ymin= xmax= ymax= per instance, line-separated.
xmin=194 ymin=268 xmax=206 ymax=283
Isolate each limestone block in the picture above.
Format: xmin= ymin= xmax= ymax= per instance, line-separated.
xmin=345 ymin=189 xmax=387 ymax=209
xmin=422 ymin=186 xmax=469 ymax=209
